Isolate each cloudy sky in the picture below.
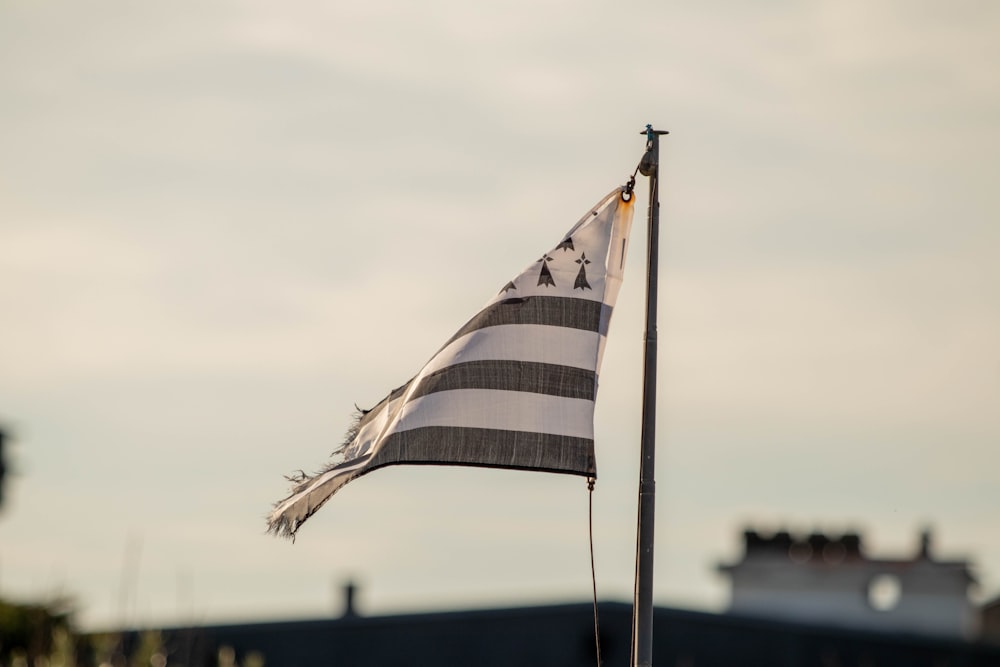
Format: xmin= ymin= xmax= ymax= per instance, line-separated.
xmin=1 ymin=0 xmax=998 ymax=630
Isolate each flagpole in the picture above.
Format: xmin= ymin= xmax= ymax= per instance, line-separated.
xmin=631 ymin=124 xmax=667 ymax=667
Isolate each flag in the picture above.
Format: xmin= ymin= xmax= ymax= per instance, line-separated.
xmin=267 ymin=187 xmax=635 ymax=539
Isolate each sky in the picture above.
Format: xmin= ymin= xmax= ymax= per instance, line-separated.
xmin=1 ymin=0 xmax=998 ymax=631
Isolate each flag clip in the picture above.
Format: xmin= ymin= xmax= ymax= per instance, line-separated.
xmin=622 ymin=174 xmax=636 ymax=201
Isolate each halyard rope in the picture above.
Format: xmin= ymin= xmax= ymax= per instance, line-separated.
xmin=588 ymin=477 xmax=602 ymax=667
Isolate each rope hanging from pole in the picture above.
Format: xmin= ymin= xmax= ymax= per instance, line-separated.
xmin=587 ymin=477 xmax=602 ymax=667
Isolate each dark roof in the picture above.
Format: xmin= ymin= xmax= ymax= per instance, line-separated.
xmin=107 ymin=601 xmax=1000 ymax=667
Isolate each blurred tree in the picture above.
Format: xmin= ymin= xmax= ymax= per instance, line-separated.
xmin=0 ymin=597 xmax=75 ymax=666
xmin=130 ymin=630 xmax=165 ymax=667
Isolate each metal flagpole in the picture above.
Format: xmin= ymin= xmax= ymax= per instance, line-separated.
xmin=631 ymin=124 xmax=667 ymax=667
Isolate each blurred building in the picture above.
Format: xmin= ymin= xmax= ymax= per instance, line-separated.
xmin=718 ymin=527 xmax=978 ymax=639
xmin=97 ymin=528 xmax=1000 ymax=667
xmin=106 ymin=579 xmax=1000 ymax=667
xmin=982 ymin=595 xmax=1000 ymax=646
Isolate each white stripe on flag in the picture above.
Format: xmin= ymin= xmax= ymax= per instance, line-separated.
xmin=388 ymin=390 xmax=595 ymax=440
xmin=422 ymin=325 xmax=605 ymax=376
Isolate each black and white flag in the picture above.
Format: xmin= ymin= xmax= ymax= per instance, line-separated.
xmin=268 ymin=188 xmax=635 ymax=539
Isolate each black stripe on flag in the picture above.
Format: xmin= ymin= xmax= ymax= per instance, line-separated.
xmin=411 ymin=360 xmax=597 ymax=401
xmin=448 ymin=296 xmax=609 ymax=345
xmin=369 ymin=425 xmax=596 ymax=476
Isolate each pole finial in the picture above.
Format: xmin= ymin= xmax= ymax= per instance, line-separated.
xmin=638 ymin=125 xmax=668 ymax=177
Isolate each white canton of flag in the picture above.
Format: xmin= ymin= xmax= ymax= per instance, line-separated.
xmin=268 ymin=188 xmax=635 ymax=539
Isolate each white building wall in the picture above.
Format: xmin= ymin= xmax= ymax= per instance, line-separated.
xmin=720 ymin=530 xmax=976 ymax=639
